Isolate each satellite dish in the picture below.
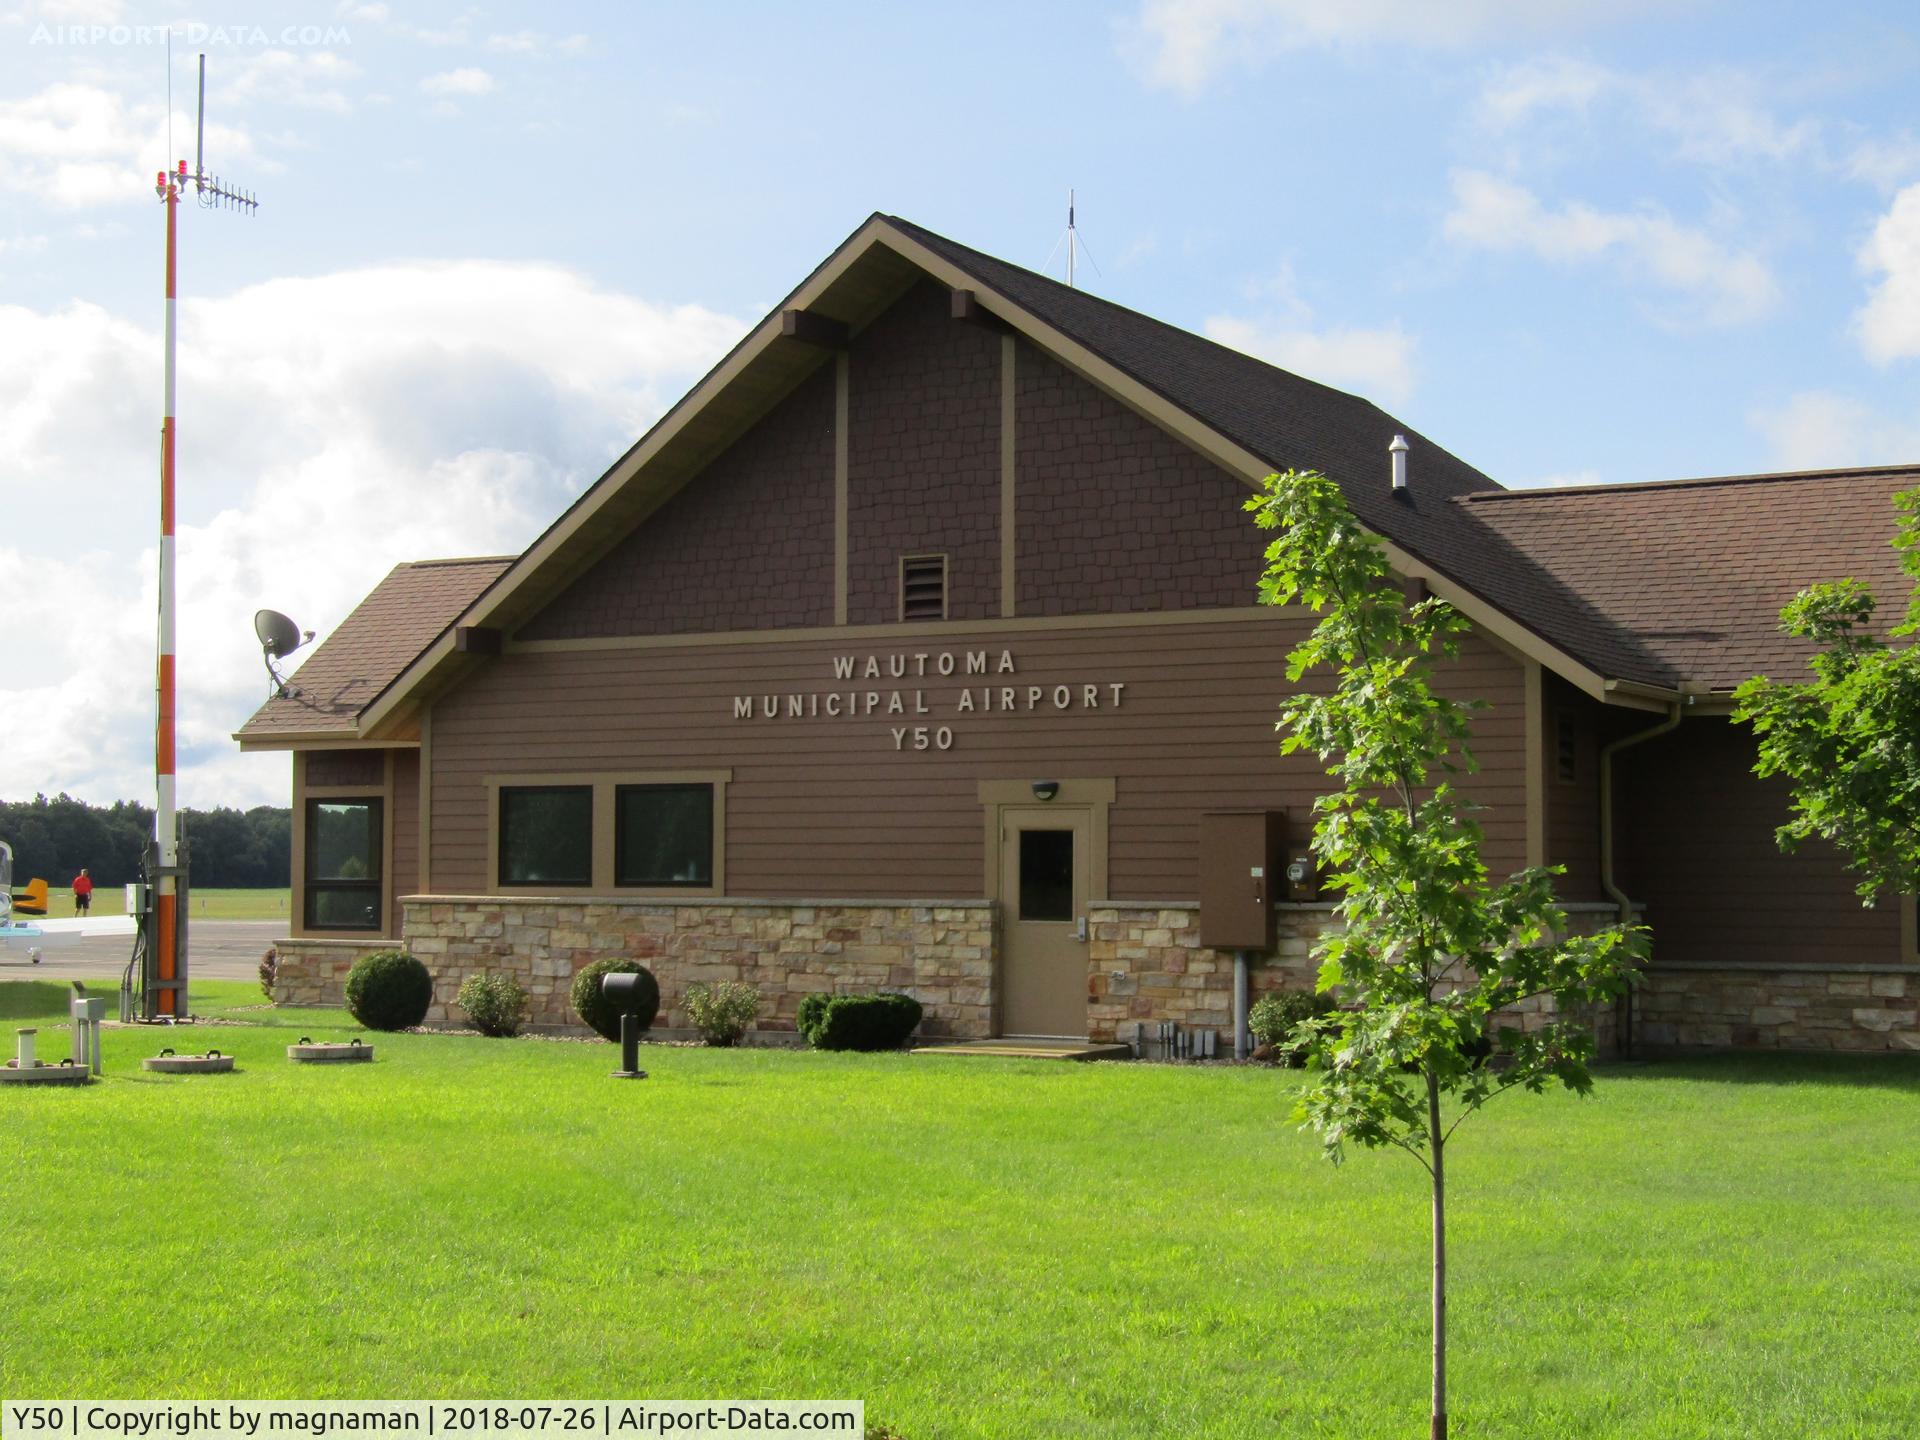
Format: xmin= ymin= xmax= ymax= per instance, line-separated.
xmin=254 ymin=609 xmax=314 ymax=698
xmin=255 ymin=609 xmax=305 ymax=658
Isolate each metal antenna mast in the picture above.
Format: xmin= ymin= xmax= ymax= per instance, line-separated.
xmin=1044 ymin=189 xmax=1101 ymax=290
xmin=136 ymin=51 xmax=257 ymax=1024
xmin=1067 ymin=188 xmax=1077 ymax=289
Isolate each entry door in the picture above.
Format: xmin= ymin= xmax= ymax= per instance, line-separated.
xmin=999 ymin=807 xmax=1092 ymax=1038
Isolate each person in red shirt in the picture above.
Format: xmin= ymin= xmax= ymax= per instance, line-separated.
xmin=73 ymin=868 xmax=93 ymax=916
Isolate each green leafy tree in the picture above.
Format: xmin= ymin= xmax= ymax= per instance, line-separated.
xmin=1247 ymin=469 xmax=1647 ymax=1440
xmin=1733 ymin=488 xmax=1920 ymax=902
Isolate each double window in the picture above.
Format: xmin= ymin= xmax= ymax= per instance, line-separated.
xmin=491 ymin=772 xmax=727 ymax=893
xmin=305 ymin=797 xmax=383 ymax=930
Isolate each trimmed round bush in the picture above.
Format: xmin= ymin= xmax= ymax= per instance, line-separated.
xmin=802 ymin=991 xmax=923 ymax=1052
xmin=456 ymin=972 xmax=528 ymax=1037
xmin=343 ymin=949 xmax=433 ymax=1031
xmin=571 ymin=957 xmax=659 ymax=1041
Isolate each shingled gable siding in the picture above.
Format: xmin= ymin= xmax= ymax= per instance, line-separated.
xmin=516 ymin=363 xmax=837 ymax=640
xmin=846 ymin=280 xmax=1002 ymax=624
xmin=1014 ymin=341 xmax=1270 ymax=616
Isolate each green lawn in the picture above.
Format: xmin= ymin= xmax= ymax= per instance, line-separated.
xmin=2 ymin=980 xmax=1917 ymax=1439
xmin=34 ymin=886 xmax=292 ymax=921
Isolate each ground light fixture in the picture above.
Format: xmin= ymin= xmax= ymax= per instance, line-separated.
xmin=603 ymin=972 xmax=651 ymax=1080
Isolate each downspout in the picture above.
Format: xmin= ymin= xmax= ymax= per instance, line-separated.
xmin=1599 ymin=697 xmax=1689 ymax=1055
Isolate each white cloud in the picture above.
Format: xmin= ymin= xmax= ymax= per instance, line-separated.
xmin=1477 ymin=58 xmax=1819 ymax=170
xmin=0 ymin=81 xmax=260 ymax=209
xmin=1477 ymin=54 xmax=1613 ymax=129
xmin=1523 ymin=470 xmax=1603 ymax=489
xmin=1751 ymin=390 xmax=1920 ymax=470
xmin=1204 ymin=314 xmax=1416 ymax=404
xmin=0 ymin=262 xmax=746 ymax=808
xmin=485 ymin=30 xmax=588 ymax=56
xmin=1443 ymin=169 xmax=1778 ymax=325
xmin=224 ymin=49 xmax=361 ymax=116
xmin=1854 ymin=183 xmax=1920 ymax=364
xmin=1119 ymin=0 xmax=1667 ymax=97
xmin=1845 ymin=133 xmax=1920 ymax=194
xmin=420 ymin=67 xmax=494 ymax=98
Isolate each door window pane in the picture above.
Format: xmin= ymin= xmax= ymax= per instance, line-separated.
xmin=616 ymin=784 xmax=713 ymax=887
xmin=1018 ymin=829 xmax=1074 ymax=921
xmin=499 ymin=786 xmax=593 ymax=886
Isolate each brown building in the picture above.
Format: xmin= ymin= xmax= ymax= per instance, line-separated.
xmin=237 ymin=215 xmax=1920 ymax=1055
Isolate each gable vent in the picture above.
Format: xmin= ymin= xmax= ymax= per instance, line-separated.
xmin=899 ymin=553 xmax=948 ymax=621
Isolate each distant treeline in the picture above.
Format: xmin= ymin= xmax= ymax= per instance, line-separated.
xmin=1 ymin=794 xmax=291 ymax=889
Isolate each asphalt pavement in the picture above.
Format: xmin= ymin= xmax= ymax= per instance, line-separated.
xmin=0 ymin=919 xmax=284 ymax=983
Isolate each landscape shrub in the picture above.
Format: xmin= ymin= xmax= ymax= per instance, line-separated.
xmin=571 ymin=958 xmax=659 ymax=1041
xmin=457 ymin=973 xmax=529 ymax=1037
xmin=258 ymin=946 xmax=278 ymax=1001
xmin=795 ymin=991 xmax=832 ymax=1040
xmin=1248 ymin=989 xmax=1336 ymax=1065
xmin=683 ymin=980 xmax=760 ymax=1046
xmin=802 ymin=992 xmax=923 ymax=1052
xmin=343 ymin=950 xmax=433 ymax=1031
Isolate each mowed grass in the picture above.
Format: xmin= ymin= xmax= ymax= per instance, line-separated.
xmin=32 ymin=886 xmax=292 ymax=921
xmin=2 ymin=980 xmax=1917 ymax=1439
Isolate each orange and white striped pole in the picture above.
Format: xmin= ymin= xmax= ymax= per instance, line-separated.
xmin=153 ymin=158 xmax=184 ymax=1017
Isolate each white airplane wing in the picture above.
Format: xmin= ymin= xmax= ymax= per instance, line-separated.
xmin=22 ymin=916 xmax=137 ymax=939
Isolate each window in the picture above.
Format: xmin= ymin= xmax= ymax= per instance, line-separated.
xmin=899 ymin=553 xmax=948 ymax=621
xmin=616 ymin=784 xmax=714 ymax=887
xmin=1018 ymin=829 xmax=1075 ymax=921
xmin=498 ymin=785 xmax=593 ymax=887
xmin=305 ymin=798 xmax=383 ymax=930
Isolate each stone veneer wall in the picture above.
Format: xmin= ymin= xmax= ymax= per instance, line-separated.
xmin=271 ymin=936 xmax=395 ymax=1007
xmin=1635 ymin=965 xmax=1920 ymax=1052
xmin=1087 ymin=901 xmax=1634 ymax=1051
xmin=274 ymin=896 xmax=995 ymax=1039
xmin=274 ymin=898 xmax=1920 ymax=1054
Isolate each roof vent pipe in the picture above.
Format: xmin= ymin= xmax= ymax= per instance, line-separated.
xmin=1389 ymin=434 xmax=1410 ymax=494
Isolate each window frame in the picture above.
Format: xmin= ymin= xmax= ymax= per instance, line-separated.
xmin=303 ymin=794 xmax=385 ymax=932
xmin=614 ymin=782 xmax=716 ymax=889
xmin=484 ymin=770 xmax=731 ymax=897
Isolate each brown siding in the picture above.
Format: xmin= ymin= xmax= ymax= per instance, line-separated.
xmin=519 ymin=364 xmax=837 ymax=640
xmin=1015 ymin=342 xmax=1269 ymax=616
xmin=389 ymin=750 xmax=419 ymax=938
xmin=427 ymin=618 xmax=1528 ymax=902
xmin=1543 ymin=675 xmax=1604 ymax=902
xmin=846 ymin=281 xmax=1002 ymax=624
xmin=1615 ymin=717 xmax=1899 ymax=966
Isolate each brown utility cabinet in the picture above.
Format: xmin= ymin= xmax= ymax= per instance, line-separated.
xmin=1199 ymin=809 xmax=1287 ymax=951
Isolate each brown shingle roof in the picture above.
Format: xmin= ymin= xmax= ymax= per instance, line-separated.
xmin=235 ymin=556 xmax=512 ymax=739
xmin=885 ymin=216 xmax=1671 ymax=685
xmin=1458 ymin=467 xmax=1919 ymax=690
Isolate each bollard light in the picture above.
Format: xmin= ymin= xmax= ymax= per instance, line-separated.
xmin=602 ymin=972 xmax=650 ymax=1081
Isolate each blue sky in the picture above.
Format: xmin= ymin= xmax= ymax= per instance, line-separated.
xmin=5 ymin=0 xmax=1920 ymax=809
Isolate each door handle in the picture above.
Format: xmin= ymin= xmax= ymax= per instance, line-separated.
xmin=1074 ymin=916 xmax=1088 ymax=942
